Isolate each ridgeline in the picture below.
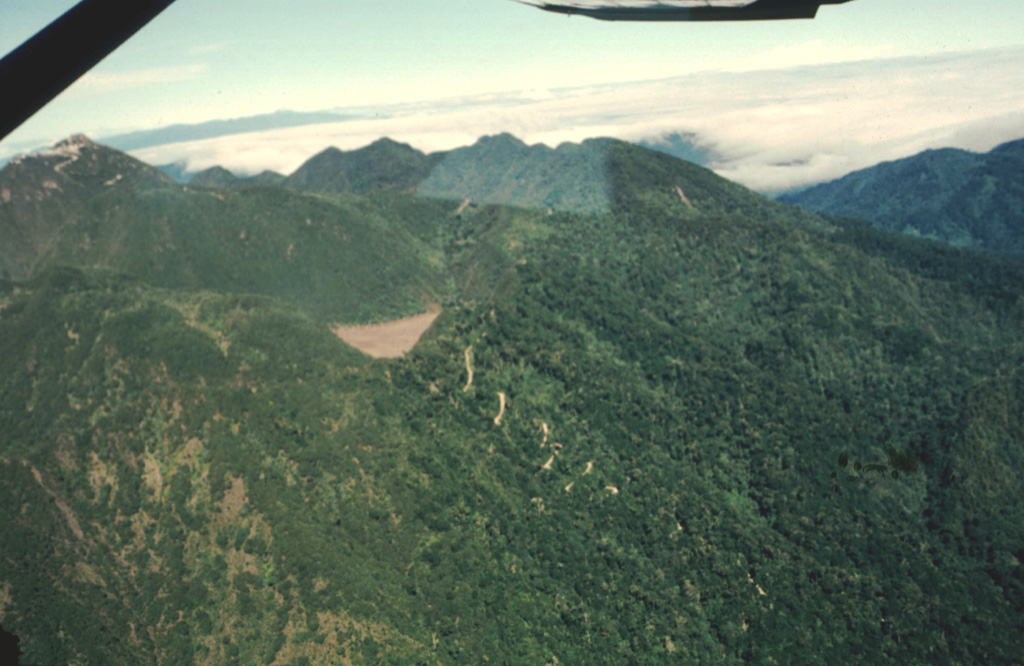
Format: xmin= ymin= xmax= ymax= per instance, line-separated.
xmin=781 ymin=138 xmax=1024 ymax=257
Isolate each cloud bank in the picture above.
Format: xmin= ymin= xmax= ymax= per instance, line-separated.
xmin=129 ymin=47 xmax=1024 ymax=193
xmin=69 ymin=65 xmax=209 ymax=98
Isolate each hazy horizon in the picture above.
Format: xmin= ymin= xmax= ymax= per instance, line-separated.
xmin=2 ymin=0 xmax=1023 ymax=192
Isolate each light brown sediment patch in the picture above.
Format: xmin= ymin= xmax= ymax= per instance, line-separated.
xmin=333 ymin=306 xmax=441 ymax=359
xmin=747 ymin=572 xmax=768 ymax=596
xmin=142 ymin=454 xmax=163 ymax=497
xmin=584 ymin=461 xmax=594 ymax=475
xmin=165 ymin=299 xmax=232 ymax=355
xmin=87 ymin=452 xmax=117 ymax=501
xmin=564 ymin=482 xmax=574 ymax=493
xmin=494 ymin=392 xmax=506 ymax=426
xmin=271 ymin=604 xmax=419 ymax=666
xmin=218 ymin=476 xmax=247 ymax=522
xmin=52 ymin=152 xmax=79 ymax=175
xmin=541 ymin=455 xmax=555 ymax=471
xmin=54 ymin=433 xmax=77 ymax=472
xmin=180 ymin=437 xmax=204 ymax=465
xmin=605 ymin=485 xmax=619 ymax=495
xmin=72 ymin=561 xmax=104 ymax=587
xmin=540 ymin=422 xmax=549 ymax=447
xmin=462 ymin=346 xmax=474 ymax=392
xmin=675 ymin=185 xmax=694 ymax=209
xmin=30 ymin=464 xmax=84 ymax=541
xmin=0 ymin=581 xmax=12 ymax=617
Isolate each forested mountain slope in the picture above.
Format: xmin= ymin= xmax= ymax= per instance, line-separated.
xmin=170 ymin=166 xmax=287 ymax=188
xmin=189 ymin=166 xmax=242 ymax=189
xmin=417 ymin=134 xmax=614 ymax=214
xmin=282 ymin=133 xmax=615 ymax=214
xmin=284 ymin=138 xmax=444 ymax=195
xmin=0 ymin=135 xmax=173 ymax=280
xmin=1 ymin=138 xmax=1023 ymax=665
xmin=0 ymin=138 xmax=469 ymax=324
xmin=780 ymin=138 xmax=1024 ymax=256
xmin=284 ymin=132 xmax=820 ymax=218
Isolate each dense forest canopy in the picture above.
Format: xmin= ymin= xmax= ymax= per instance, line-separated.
xmin=0 ymin=137 xmax=1022 ymax=665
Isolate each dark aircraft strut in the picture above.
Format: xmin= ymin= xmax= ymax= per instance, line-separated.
xmin=0 ymin=0 xmax=179 ymax=143
xmin=0 ymin=0 xmax=853 ymax=144
xmin=519 ymin=0 xmax=854 ymax=21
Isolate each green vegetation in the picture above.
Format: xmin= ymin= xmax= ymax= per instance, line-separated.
xmin=61 ymin=184 xmax=460 ymax=323
xmin=9 ymin=176 xmax=468 ymax=324
xmin=0 ymin=135 xmax=173 ymax=280
xmin=418 ymin=134 xmax=614 ymax=214
xmin=189 ymin=166 xmax=240 ymax=189
xmin=781 ymin=138 xmax=1024 ymax=257
xmin=285 ymin=138 xmax=444 ymax=194
xmin=1 ymin=137 xmax=1023 ymax=665
xmin=284 ymin=133 xmax=616 ymax=215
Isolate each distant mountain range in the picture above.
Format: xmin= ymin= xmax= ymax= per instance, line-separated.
xmin=100 ymin=110 xmax=359 ymax=152
xmin=277 ymin=132 xmax=817 ymax=218
xmin=417 ymin=133 xmax=616 ymax=215
xmin=0 ymin=133 xmax=808 ymax=301
xmin=279 ymin=133 xmax=617 ymax=214
xmin=153 ymin=131 xmax=713 ymax=216
xmin=3 ymin=133 xmax=1024 ymax=665
xmin=189 ymin=166 xmax=286 ymax=189
xmin=7 ymin=132 xmax=771 ymax=322
xmin=37 ymin=130 xmax=1024 ymax=261
xmin=780 ymin=138 xmax=1024 ymax=257
xmin=285 ymin=137 xmax=445 ymax=195
xmin=164 ymin=133 xmax=1024 ymax=262
xmin=0 ymin=135 xmax=452 ymax=323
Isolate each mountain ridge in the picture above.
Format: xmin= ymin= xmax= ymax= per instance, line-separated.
xmin=284 ymin=137 xmax=444 ymax=194
xmin=0 ymin=134 xmax=173 ymax=280
xmin=417 ymin=133 xmax=615 ymax=214
xmin=780 ymin=138 xmax=1024 ymax=256
xmin=1 ymin=134 xmax=827 ymax=294
xmin=0 ymin=136 xmax=459 ymax=323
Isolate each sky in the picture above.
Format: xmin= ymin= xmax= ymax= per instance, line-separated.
xmin=1 ymin=0 xmax=1023 ymax=191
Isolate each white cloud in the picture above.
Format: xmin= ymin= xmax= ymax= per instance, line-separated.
xmin=715 ymin=39 xmax=897 ymax=72
xmin=186 ymin=42 xmax=230 ymax=56
xmin=129 ymin=47 xmax=1024 ymax=192
xmin=68 ymin=65 xmax=208 ymax=97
